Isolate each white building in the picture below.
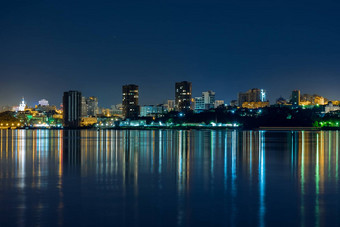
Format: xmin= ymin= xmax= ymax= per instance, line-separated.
xmin=194 ymin=91 xmax=216 ymax=112
xmin=325 ymin=102 xmax=340 ymax=113
xmin=38 ymin=99 xmax=49 ymax=106
xmin=18 ymin=97 xmax=26 ymax=111
xmin=214 ymin=100 xmax=225 ymax=108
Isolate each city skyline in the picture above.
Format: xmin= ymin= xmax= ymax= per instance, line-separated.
xmin=1 ymin=1 xmax=340 ymax=107
xmin=1 ymin=84 xmax=338 ymax=109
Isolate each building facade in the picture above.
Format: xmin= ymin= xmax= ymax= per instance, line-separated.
xmin=167 ymin=100 xmax=175 ymax=111
xmin=175 ymin=81 xmax=192 ymax=111
xmin=140 ymin=105 xmax=167 ymax=117
xmin=63 ymin=90 xmax=82 ymax=128
xmin=86 ymin=96 xmax=98 ymax=117
xmin=238 ymin=88 xmax=266 ymax=106
xmin=214 ymin=100 xmax=225 ymax=108
xmin=202 ymin=91 xmax=215 ymax=109
xmin=291 ymin=90 xmax=300 ymax=106
xmin=122 ymin=84 xmax=140 ymax=119
xmin=194 ymin=97 xmax=205 ymax=112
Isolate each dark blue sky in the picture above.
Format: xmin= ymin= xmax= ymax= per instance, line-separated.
xmin=1 ymin=0 xmax=340 ymax=107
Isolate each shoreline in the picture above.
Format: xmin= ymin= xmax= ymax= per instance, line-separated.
xmin=2 ymin=126 xmax=340 ymax=131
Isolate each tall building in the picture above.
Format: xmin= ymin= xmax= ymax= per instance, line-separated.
xmin=175 ymin=81 xmax=192 ymax=111
xmin=291 ymin=90 xmax=300 ymax=106
xmin=86 ymin=96 xmax=98 ymax=117
xmin=238 ymin=88 xmax=266 ymax=106
xmin=63 ymin=90 xmax=82 ymax=128
xmin=81 ymin=96 xmax=87 ymax=117
xmin=122 ymin=84 xmax=140 ymax=119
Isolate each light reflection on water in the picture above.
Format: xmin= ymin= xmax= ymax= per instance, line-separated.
xmin=0 ymin=129 xmax=340 ymax=226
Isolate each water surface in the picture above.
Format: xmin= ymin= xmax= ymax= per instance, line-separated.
xmin=0 ymin=129 xmax=339 ymax=226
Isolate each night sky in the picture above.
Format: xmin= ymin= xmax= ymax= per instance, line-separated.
xmin=1 ymin=0 xmax=340 ymax=107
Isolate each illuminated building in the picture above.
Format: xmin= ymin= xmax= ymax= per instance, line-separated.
xmin=167 ymin=100 xmax=175 ymax=111
xmin=214 ymin=100 xmax=224 ymax=108
xmin=38 ymin=99 xmax=49 ymax=106
xmin=18 ymin=97 xmax=26 ymax=111
xmin=194 ymin=91 xmax=216 ymax=112
xmin=86 ymin=96 xmax=98 ymax=117
xmin=98 ymin=108 xmax=112 ymax=117
xmin=80 ymin=117 xmax=97 ymax=127
xmin=301 ymin=93 xmax=326 ymax=106
xmin=111 ymin=104 xmax=123 ymax=117
xmin=63 ymin=90 xmax=82 ymax=128
xmin=202 ymin=91 xmax=215 ymax=109
xmin=276 ymin=97 xmax=287 ymax=105
xmin=230 ymin=100 xmax=238 ymax=107
xmin=331 ymin=100 xmax=340 ymax=106
xmin=194 ymin=97 xmax=204 ymax=112
xmin=175 ymin=81 xmax=192 ymax=111
xmin=122 ymin=84 xmax=140 ymax=119
xmin=324 ymin=102 xmax=340 ymax=113
xmin=140 ymin=105 xmax=167 ymax=117
xmin=81 ymin=96 xmax=87 ymax=117
xmin=242 ymin=101 xmax=270 ymax=109
xmin=238 ymin=88 xmax=266 ymax=106
xmin=291 ymin=90 xmax=300 ymax=106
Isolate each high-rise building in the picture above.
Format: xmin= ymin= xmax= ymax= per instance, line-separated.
xmin=86 ymin=96 xmax=98 ymax=117
xmin=81 ymin=96 xmax=87 ymax=117
xmin=175 ymin=81 xmax=192 ymax=111
xmin=122 ymin=84 xmax=140 ymax=119
xmin=238 ymin=88 xmax=266 ymax=106
xmin=291 ymin=90 xmax=300 ymax=106
xmin=63 ymin=90 xmax=82 ymax=128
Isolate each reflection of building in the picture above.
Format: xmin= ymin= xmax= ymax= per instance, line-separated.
xmin=175 ymin=81 xmax=192 ymax=111
xmin=63 ymin=90 xmax=82 ymax=128
xmin=122 ymin=84 xmax=140 ymax=119
xmin=291 ymin=90 xmax=300 ymax=106
xmin=63 ymin=130 xmax=81 ymax=174
xmin=238 ymin=88 xmax=266 ymax=107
